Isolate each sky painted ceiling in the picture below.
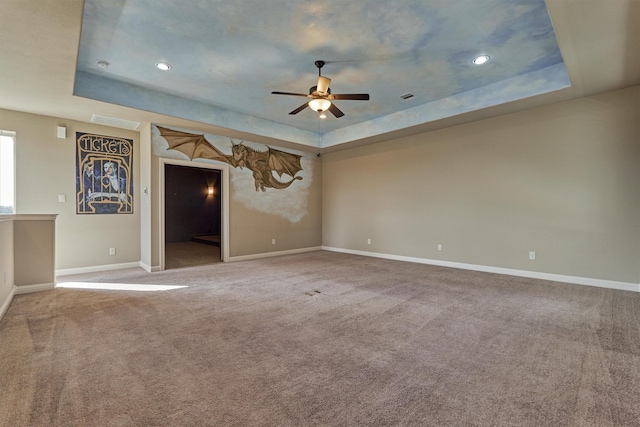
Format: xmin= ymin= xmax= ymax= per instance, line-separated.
xmin=74 ymin=0 xmax=570 ymax=149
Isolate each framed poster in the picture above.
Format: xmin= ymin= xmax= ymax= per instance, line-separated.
xmin=76 ymin=132 xmax=133 ymax=214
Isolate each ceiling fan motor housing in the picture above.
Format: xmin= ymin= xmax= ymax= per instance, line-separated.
xmin=309 ymin=86 xmax=331 ymax=97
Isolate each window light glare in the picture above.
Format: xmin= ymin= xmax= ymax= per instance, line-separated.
xmin=0 ymin=133 xmax=15 ymax=213
xmin=56 ymin=282 xmax=188 ymax=292
xmin=156 ymin=62 xmax=172 ymax=71
xmin=472 ymin=55 xmax=490 ymax=65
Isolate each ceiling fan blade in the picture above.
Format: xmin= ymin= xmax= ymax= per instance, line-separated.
xmin=329 ymin=93 xmax=370 ymax=101
xmin=328 ymin=103 xmax=344 ymax=118
xmin=317 ymin=76 xmax=331 ymax=96
xmin=272 ymin=91 xmax=311 ymax=97
xmin=289 ymin=103 xmax=309 ymax=115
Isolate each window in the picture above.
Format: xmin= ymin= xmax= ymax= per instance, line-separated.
xmin=0 ymin=130 xmax=15 ymax=214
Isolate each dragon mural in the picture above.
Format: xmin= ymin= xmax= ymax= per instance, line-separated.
xmin=156 ymin=126 xmax=303 ymax=191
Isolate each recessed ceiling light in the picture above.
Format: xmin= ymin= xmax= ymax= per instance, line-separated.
xmin=155 ymin=62 xmax=172 ymax=71
xmin=472 ymin=55 xmax=490 ymax=65
xmin=96 ymin=60 xmax=110 ymax=69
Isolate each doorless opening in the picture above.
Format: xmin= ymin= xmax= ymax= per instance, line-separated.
xmin=160 ymin=159 xmax=229 ymax=269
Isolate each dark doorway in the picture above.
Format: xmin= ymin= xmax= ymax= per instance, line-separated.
xmin=164 ymin=164 xmax=222 ymax=269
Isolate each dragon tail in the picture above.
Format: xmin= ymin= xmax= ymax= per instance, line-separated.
xmin=265 ymin=174 xmax=303 ymax=190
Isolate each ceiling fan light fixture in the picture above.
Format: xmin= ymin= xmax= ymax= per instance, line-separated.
xmin=319 ymin=111 xmax=327 ymax=119
xmin=308 ymin=98 xmax=331 ymax=112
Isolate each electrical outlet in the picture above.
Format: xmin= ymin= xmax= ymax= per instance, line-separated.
xmin=437 ymin=244 xmax=442 ymax=251
xmin=529 ymin=251 xmax=536 ymax=260
xmin=109 ymin=248 xmax=116 ymax=255
xmin=271 ymin=238 xmax=276 ymax=245
xmin=367 ymin=238 xmax=371 ymax=245
xmin=58 ymin=194 xmax=66 ymax=203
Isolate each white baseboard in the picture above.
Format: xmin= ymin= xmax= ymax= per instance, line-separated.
xmin=139 ymin=261 xmax=161 ymax=273
xmin=229 ymin=246 xmax=322 ymax=262
xmin=0 ymin=285 xmax=16 ymax=322
xmin=56 ymin=262 xmax=141 ymax=277
xmin=14 ymin=282 xmax=55 ymax=295
xmin=321 ymin=246 xmax=640 ymax=293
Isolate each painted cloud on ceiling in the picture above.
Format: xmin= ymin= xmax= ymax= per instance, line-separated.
xmin=76 ymin=0 xmax=569 ymax=147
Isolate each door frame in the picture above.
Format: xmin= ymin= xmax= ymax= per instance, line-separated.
xmin=160 ymin=158 xmax=230 ymax=270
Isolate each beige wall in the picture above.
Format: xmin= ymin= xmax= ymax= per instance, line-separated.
xmin=148 ymin=127 xmax=323 ymax=264
xmin=0 ymin=109 xmax=321 ymax=272
xmin=0 ymin=109 xmax=140 ymax=271
xmin=1 ymin=215 xmax=56 ymax=320
xmin=228 ymin=159 xmax=322 ymax=257
xmin=13 ymin=218 xmax=55 ymax=286
xmin=0 ymin=218 xmax=14 ymax=309
xmin=322 ymin=86 xmax=640 ymax=283
xmin=2 ymin=86 xmax=637 ymax=281
xmin=139 ymin=123 xmax=153 ymax=269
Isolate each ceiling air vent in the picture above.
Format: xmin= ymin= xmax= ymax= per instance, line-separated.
xmin=91 ymin=114 xmax=141 ymax=130
xmin=400 ymin=93 xmax=414 ymax=100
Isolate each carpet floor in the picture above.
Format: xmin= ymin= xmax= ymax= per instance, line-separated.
xmin=1 ymin=251 xmax=639 ymax=426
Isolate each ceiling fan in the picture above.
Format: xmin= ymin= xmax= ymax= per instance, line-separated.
xmin=271 ymin=60 xmax=370 ymax=118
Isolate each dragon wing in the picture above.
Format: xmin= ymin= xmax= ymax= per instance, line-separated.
xmin=156 ymin=126 xmax=234 ymax=165
xmin=267 ymin=146 xmax=303 ymax=178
